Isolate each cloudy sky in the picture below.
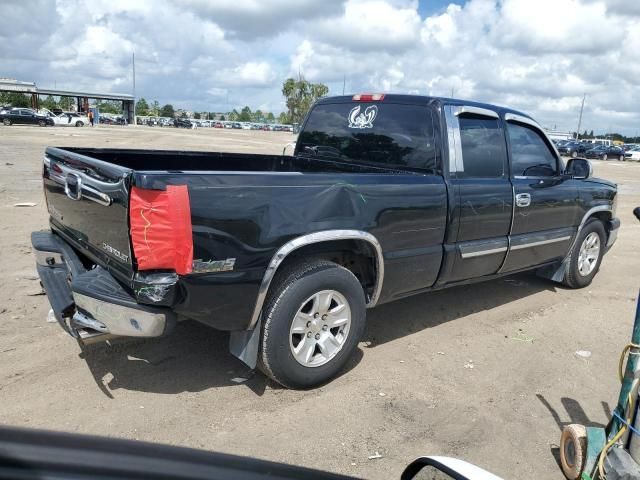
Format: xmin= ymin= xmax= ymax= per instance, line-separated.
xmin=1 ymin=0 xmax=639 ymax=134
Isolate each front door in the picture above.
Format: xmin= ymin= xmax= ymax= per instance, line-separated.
xmin=444 ymin=106 xmax=513 ymax=283
xmin=501 ymin=115 xmax=580 ymax=273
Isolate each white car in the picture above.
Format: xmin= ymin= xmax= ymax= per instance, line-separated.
xmin=48 ymin=111 xmax=89 ymax=127
xmin=625 ymin=147 xmax=640 ymax=161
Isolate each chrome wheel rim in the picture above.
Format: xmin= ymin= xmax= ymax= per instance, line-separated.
xmin=289 ymin=290 xmax=351 ymax=368
xmin=577 ymin=232 xmax=600 ymax=277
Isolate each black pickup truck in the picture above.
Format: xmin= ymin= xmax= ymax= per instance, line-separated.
xmin=32 ymin=94 xmax=619 ymax=388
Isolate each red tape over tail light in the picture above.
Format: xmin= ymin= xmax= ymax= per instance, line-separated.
xmin=129 ymin=185 xmax=193 ymax=275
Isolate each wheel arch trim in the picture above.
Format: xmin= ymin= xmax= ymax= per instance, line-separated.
xmin=247 ymin=230 xmax=384 ymax=330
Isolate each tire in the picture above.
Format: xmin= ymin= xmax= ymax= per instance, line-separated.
xmin=619 ymin=155 xmax=624 ymax=161
xmin=259 ymin=260 xmax=366 ymax=389
xmin=571 ymin=151 xmax=578 ymax=158
xmin=602 ymin=154 xmax=608 ymax=161
xmin=38 ymin=119 xmax=46 ymax=127
xmin=75 ymin=121 xmax=83 ymax=127
xmin=563 ymin=218 xmax=606 ymax=289
xmin=2 ymin=118 xmax=10 ymax=126
xmin=560 ymin=424 xmax=587 ymax=480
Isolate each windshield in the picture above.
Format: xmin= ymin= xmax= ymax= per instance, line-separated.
xmin=298 ymin=102 xmax=437 ymax=172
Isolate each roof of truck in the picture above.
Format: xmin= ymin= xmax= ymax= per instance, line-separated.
xmin=315 ymin=94 xmax=535 ymax=121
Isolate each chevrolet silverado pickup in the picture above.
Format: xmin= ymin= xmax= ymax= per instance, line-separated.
xmin=32 ymin=94 xmax=620 ymax=388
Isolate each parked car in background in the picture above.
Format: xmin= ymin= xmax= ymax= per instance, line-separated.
xmin=214 ymin=121 xmax=223 ymax=128
xmin=0 ymin=108 xmax=54 ymax=126
xmin=624 ymin=146 xmax=640 ymax=161
xmin=557 ymin=141 xmax=589 ymax=158
xmin=583 ymin=144 xmax=625 ymax=161
xmin=623 ymin=143 xmax=638 ymax=151
xmin=174 ymin=118 xmax=194 ymax=129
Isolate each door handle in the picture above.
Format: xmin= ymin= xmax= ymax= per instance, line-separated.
xmin=515 ymin=193 xmax=531 ymax=207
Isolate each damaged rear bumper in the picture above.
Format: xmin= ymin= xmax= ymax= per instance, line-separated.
xmin=32 ymin=231 xmax=175 ymax=343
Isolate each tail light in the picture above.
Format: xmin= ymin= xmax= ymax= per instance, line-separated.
xmin=129 ymin=185 xmax=193 ymax=275
xmin=352 ymin=94 xmax=385 ymax=101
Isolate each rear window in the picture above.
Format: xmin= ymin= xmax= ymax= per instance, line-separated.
xmin=297 ymin=102 xmax=437 ymax=172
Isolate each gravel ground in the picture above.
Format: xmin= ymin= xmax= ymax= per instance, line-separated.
xmin=0 ymin=124 xmax=638 ymax=479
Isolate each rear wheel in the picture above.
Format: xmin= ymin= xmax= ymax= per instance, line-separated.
xmin=75 ymin=121 xmax=83 ymax=127
xmin=2 ymin=118 xmax=10 ymax=126
xmin=560 ymin=424 xmax=587 ymax=480
xmin=38 ymin=119 xmax=46 ymax=127
xmin=259 ymin=260 xmax=366 ymax=389
xmin=602 ymin=154 xmax=608 ymax=161
xmin=619 ymin=155 xmax=624 ymax=161
xmin=563 ymin=218 xmax=606 ymax=288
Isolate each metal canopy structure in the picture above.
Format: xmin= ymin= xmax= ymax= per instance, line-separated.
xmin=0 ymin=79 xmax=135 ymax=123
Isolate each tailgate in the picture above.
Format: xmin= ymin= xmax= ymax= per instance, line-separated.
xmin=43 ymin=147 xmax=134 ymax=282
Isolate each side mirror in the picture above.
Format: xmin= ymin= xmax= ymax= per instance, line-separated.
xmin=401 ymin=457 xmax=503 ymax=480
xmin=565 ymin=158 xmax=592 ymax=179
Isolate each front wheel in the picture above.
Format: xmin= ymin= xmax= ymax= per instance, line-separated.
xmin=75 ymin=121 xmax=83 ymax=127
xmin=38 ymin=119 xmax=46 ymax=127
xmin=571 ymin=151 xmax=578 ymax=158
xmin=619 ymin=155 xmax=624 ymax=161
xmin=563 ymin=219 xmax=606 ymax=288
xmin=259 ymin=260 xmax=366 ymax=389
xmin=602 ymin=154 xmax=608 ymax=161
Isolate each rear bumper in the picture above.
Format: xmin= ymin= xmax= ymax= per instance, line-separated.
xmin=32 ymin=231 xmax=175 ymax=343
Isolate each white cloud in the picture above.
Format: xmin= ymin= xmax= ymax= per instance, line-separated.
xmin=0 ymin=0 xmax=639 ymax=133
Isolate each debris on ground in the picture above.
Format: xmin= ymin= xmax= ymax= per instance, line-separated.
xmin=27 ymin=290 xmax=45 ymax=296
xmin=368 ymin=452 xmax=383 ymax=460
xmin=46 ymin=309 xmax=56 ymax=323
xmin=437 ymin=351 xmax=445 ymax=355
xmin=14 ymin=202 xmax=37 ymax=207
xmin=511 ymin=330 xmax=534 ymax=343
xmin=231 ymin=377 xmax=248 ymax=383
xmin=378 ymin=392 xmax=386 ymax=397
xmin=5 ymin=162 xmax=13 ymax=165
xmin=464 ymin=360 xmax=474 ymax=369
xmin=575 ymin=350 xmax=592 ymax=359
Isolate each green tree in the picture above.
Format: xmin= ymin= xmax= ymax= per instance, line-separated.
xmin=0 ymin=92 xmax=32 ymax=108
xmin=278 ymin=112 xmax=289 ymax=124
xmin=40 ymin=95 xmax=58 ymax=111
xmin=219 ymin=114 xmax=225 ymax=121
xmin=59 ymin=96 xmax=75 ymax=110
xmin=238 ymin=106 xmax=252 ymax=122
xmin=151 ymin=100 xmax=160 ymax=116
xmin=228 ymin=109 xmax=239 ymax=121
xmin=160 ymin=104 xmax=175 ymax=117
xmin=194 ymin=112 xmax=201 ymax=119
xmin=266 ymin=112 xmax=275 ymax=123
xmin=282 ymin=77 xmax=329 ymax=124
xmin=136 ymin=97 xmax=149 ymax=116
xmin=253 ymin=109 xmax=263 ymax=122
xmin=180 ymin=111 xmax=187 ymax=118
xmin=96 ymin=100 xmax=121 ymax=114
xmin=589 ymin=130 xmax=594 ymax=137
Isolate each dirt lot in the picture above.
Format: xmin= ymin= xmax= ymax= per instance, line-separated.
xmin=1 ymin=124 xmax=639 ymax=479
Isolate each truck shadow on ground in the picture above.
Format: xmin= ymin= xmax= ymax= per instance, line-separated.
xmin=537 ymin=393 xmax=612 ymax=469
xmin=80 ymin=272 xmax=552 ymax=399
xmin=78 ymin=321 xmax=364 ymax=398
xmin=363 ymin=273 xmax=556 ymax=347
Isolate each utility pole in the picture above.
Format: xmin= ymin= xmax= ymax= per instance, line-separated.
xmin=575 ymin=93 xmax=585 ymax=140
xmin=451 ymin=87 xmax=454 ymax=98
xmin=132 ymin=51 xmax=136 ymax=124
xmin=342 ymin=74 xmax=345 ymax=95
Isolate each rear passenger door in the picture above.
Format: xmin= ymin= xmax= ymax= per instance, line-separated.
xmin=500 ymin=114 xmax=580 ymax=273
xmin=444 ymin=105 xmax=513 ymax=283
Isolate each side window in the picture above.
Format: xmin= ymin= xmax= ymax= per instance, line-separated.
xmin=507 ymin=122 xmax=558 ymax=177
xmin=457 ymin=115 xmax=507 ymax=178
